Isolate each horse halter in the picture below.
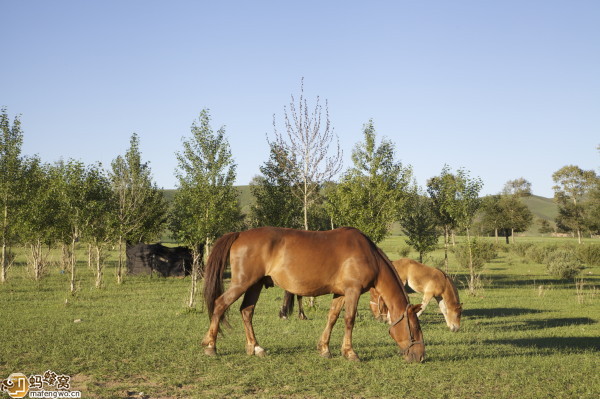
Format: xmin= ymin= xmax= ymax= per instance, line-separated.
xmin=389 ymin=306 xmax=424 ymax=355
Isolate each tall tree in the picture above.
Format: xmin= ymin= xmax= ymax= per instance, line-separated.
xmin=552 ymin=165 xmax=597 ymax=243
xmin=271 ymin=78 xmax=342 ymax=230
xmin=0 ymin=107 xmax=25 ymax=283
xmin=426 ymin=165 xmax=460 ymax=272
xmin=326 ymin=119 xmax=411 ymax=243
xmin=18 ymin=158 xmax=60 ymax=280
xmin=499 ymin=194 xmax=533 ymax=243
xmin=502 ymin=178 xmax=532 ymax=197
xmin=79 ymin=166 xmax=114 ymax=289
xmin=500 ymin=178 xmax=534 ymax=243
xmin=249 ymin=142 xmax=303 ymax=228
xmin=54 ymin=160 xmax=106 ymax=293
xmin=170 ymin=109 xmax=241 ymax=308
xmin=110 ymin=133 xmax=167 ymax=284
xmin=478 ymin=195 xmax=504 ymax=242
xmin=453 ymin=169 xmax=483 ymax=294
xmin=399 ymin=184 xmax=439 ymax=262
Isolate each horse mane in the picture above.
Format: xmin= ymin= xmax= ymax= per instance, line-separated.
xmin=349 ymin=228 xmax=410 ymax=303
xmin=437 ymin=268 xmax=460 ymax=306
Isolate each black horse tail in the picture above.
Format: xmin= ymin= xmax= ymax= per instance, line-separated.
xmin=203 ymin=231 xmax=240 ymax=328
xmin=279 ymin=291 xmax=296 ymax=319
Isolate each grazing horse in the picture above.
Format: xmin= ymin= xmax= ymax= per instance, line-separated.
xmin=202 ymin=227 xmax=425 ymax=362
xmin=369 ymin=258 xmax=462 ymax=332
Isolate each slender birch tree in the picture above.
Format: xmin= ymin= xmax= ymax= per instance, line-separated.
xmin=271 ymin=78 xmax=342 ymax=230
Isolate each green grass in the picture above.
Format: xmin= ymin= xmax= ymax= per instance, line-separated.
xmin=1 ymin=238 xmax=599 ymax=398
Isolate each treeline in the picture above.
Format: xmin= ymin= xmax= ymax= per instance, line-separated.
xmin=2 ymin=101 xmax=600 ymax=294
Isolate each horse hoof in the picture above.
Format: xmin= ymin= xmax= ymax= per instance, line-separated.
xmin=254 ymin=346 xmax=267 ymax=357
xmin=319 ymin=350 xmax=332 ymax=359
xmin=344 ymin=352 xmax=360 ymax=362
xmin=204 ymin=347 xmax=217 ymax=356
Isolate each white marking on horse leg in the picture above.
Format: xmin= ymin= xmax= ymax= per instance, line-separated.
xmin=254 ymin=346 xmax=266 ymax=357
xmin=386 ymin=311 xmax=391 ymax=324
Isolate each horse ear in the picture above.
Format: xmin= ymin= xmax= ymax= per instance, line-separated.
xmin=411 ymin=304 xmax=422 ymax=314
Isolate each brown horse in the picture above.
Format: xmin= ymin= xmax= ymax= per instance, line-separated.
xmin=369 ymin=258 xmax=462 ymax=332
xmin=202 ymin=227 xmax=425 ymax=362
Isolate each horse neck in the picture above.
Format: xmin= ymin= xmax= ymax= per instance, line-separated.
xmin=375 ymin=262 xmax=410 ymax=320
xmin=440 ymin=271 xmax=460 ymax=306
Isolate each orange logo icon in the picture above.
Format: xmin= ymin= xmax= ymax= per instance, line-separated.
xmin=4 ymin=373 xmax=29 ymax=398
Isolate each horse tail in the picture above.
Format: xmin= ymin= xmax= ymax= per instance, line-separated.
xmin=279 ymin=291 xmax=296 ymax=319
xmin=203 ymin=231 xmax=240 ymax=324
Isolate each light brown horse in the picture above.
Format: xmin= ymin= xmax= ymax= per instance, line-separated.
xmin=369 ymin=258 xmax=462 ymax=332
xmin=202 ymin=227 xmax=425 ymax=362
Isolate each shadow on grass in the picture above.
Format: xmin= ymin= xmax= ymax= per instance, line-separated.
xmin=485 ymin=336 xmax=599 ymax=352
xmin=481 ymin=273 xmax=600 ymax=288
xmin=519 ymin=317 xmax=597 ymax=330
xmin=463 ymin=307 xmax=545 ymax=318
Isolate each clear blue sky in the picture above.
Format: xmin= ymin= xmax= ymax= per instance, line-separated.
xmin=2 ymin=1 xmax=599 ymax=198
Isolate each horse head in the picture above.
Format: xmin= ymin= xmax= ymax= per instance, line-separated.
xmin=389 ymin=304 xmax=425 ymax=363
xmin=444 ymin=302 xmax=463 ymax=332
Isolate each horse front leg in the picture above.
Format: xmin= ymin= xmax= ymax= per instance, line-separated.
xmin=341 ymin=289 xmax=361 ymax=361
xmin=240 ymin=281 xmax=266 ymax=357
xmin=317 ymin=294 xmax=344 ymax=358
xmin=418 ymin=292 xmax=433 ymax=318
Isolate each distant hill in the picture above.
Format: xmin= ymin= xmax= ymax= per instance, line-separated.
xmin=521 ymin=194 xmax=558 ymax=235
xmin=162 ymin=189 xmax=558 ymax=236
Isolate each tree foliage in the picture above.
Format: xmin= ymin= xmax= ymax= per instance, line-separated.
xmin=552 ymin=165 xmax=598 ymax=243
xmin=249 ymin=142 xmax=303 ymax=229
xmin=0 ymin=107 xmax=26 ymax=282
xmin=170 ymin=109 xmax=241 ymax=307
xmin=110 ymin=133 xmax=167 ymax=283
xmin=399 ymin=185 xmax=439 ymax=262
xmin=327 ymin=120 xmax=411 ymax=243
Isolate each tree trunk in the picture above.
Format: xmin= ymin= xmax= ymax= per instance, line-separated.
xmin=494 ymin=228 xmax=498 ymax=244
xmin=466 ymin=228 xmax=475 ymax=295
xmin=87 ymin=244 xmax=93 ymax=269
xmin=1 ymin=240 xmax=7 ymax=283
xmin=511 ymin=228 xmax=515 ymax=244
xmin=95 ymin=245 xmax=103 ymax=289
xmin=443 ymin=226 xmax=449 ymax=273
xmin=1 ymin=203 xmax=7 ymax=283
xmin=187 ymin=246 xmax=203 ymax=308
xmin=70 ymin=237 xmax=76 ymax=293
xmin=117 ymin=237 xmax=123 ymax=284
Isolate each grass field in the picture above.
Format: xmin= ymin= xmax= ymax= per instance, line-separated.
xmin=1 ymin=237 xmax=598 ymax=398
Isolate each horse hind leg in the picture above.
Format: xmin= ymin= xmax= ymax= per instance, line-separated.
xmin=240 ymin=280 xmax=266 ymax=357
xmin=317 ymin=294 xmax=344 ymax=358
xmin=202 ymin=284 xmax=249 ymax=356
xmin=297 ymin=295 xmax=308 ymax=320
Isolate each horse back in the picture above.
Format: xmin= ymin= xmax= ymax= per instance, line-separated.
xmin=392 ymin=258 xmax=447 ymax=297
xmin=230 ymin=227 xmax=379 ymax=296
